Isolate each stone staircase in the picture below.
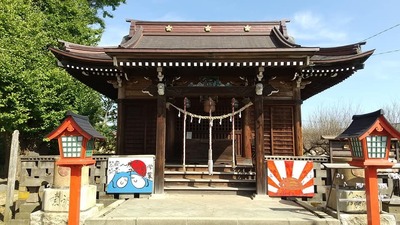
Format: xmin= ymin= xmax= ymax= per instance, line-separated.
xmin=164 ymin=164 xmax=256 ymax=194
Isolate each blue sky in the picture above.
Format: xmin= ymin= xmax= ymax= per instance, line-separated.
xmin=99 ymin=0 xmax=400 ymax=123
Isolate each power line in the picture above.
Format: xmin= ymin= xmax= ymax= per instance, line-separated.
xmin=372 ymin=49 xmax=400 ymax=56
xmin=361 ymin=23 xmax=400 ymax=42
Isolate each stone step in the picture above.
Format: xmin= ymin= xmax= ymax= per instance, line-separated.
xmin=165 ymin=178 xmax=255 ymax=188
xmin=164 ymin=171 xmax=256 ymax=176
xmin=165 ymin=164 xmax=254 ymax=173
xmin=164 ymin=185 xmax=257 ymax=195
xmin=164 ymin=171 xmax=256 ymax=180
xmin=165 ymin=178 xmax=255 ymax=183
xmin=164 ymin=185 xmax=256 ymax=192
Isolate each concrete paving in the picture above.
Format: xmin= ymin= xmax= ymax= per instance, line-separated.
xmin=85 ymin=194 xmax=339 ymax=225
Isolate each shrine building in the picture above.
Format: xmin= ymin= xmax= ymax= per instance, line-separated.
xmin=49 ymin=19 xmax=373 ymax=195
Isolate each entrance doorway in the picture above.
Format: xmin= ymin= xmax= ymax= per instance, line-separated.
xmin=170 ymin=97 xmax=244 ymax=166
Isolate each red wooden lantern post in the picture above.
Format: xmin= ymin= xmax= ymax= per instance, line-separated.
xmin=338 ymin=109 xmax=400 ymax=225
xmin=46 ymin=111 xmax=104 ymax=225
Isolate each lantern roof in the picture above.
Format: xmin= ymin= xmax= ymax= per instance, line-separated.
xmin=337 ymin=109 xmax=400 ymax=140
xmin=46 ymin=111 xmax=105 ymax=140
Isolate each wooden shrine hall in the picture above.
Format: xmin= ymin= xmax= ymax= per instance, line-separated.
xmin=50 ymin=19 xmax=373 ymax=195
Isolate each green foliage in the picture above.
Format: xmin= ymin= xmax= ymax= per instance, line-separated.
xmin=88 ymin=0 xmax=127 ymax=22
xmin=0 ymin=0 xmax=124 ymax=153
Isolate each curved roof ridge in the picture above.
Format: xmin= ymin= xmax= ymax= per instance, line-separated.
xmin=312 ymin=49 xmax=374 ymax=64
xmin=120 ymin=25 xmax=144 ymax=48
xmin=271 ymin=27 xmax=300 ymax=48
xmin=59 ymin=40 xmax=116 ymax=52
xmin=128 ymin=19 xmax=285 ymax=25
xmin=49 ymin=47 xmax=112 ymax=62
xmin=315 ymin=42 xmax=367 ymax=56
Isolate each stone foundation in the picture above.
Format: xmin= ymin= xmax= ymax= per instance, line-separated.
xmin=327 ymin=187 xmax=370 ymax=213
xmin=30 ymin=185 xmax=99 ymax=225
xmin=340 ymin=213 xmax=396 ymax=225
xmin=30 ymin=204 xmax=103 ymax=225
xmin=42 ymin=185 xmax=97 ymax=212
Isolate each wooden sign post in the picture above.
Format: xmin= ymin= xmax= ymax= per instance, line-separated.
xmin=4 ymin=130 xmax=19 ymax=223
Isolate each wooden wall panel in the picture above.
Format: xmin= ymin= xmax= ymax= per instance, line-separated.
xmin=123 ymin=100 xmax=157 ymax=155
xmin=270 ymin=106 xmax=295 ymax=156
xmin=251 ymin=104 xmax=295 ymax=156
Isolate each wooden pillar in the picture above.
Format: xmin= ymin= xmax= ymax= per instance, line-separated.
xmin=116 ymin=83 xmax=126 ymax=155
xmin=116 ymin=99 xmax=125 ymax=155
xmin=154 ymin=95 xmax=166 ymax=194
xmin=293 ymin=84 xmax=303 ymax=156
xmin=166 ymin=106 xmax=176 ymax=163
xmin=254 ymin=95 xmax=266 ymax=195
xmin=242 ymin=105 xmax=252 ymax=159
xmin=67 ymin=165 xmax=83 ymax=225
xmin=364 ymin=166 xmax=380 ymax=225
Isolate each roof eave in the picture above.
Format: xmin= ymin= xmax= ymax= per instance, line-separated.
xmin=49 ymin=47 xmax=113 ymax=64
xmin=311 ymin=49 xmax=375 ymax=65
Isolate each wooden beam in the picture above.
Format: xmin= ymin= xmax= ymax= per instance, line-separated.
xmin=143 ymin=85 xmax=278 ymax=97
xmin=154 ymin=95 xmax=166 ymax=194
xmin=254 ymin=95 xmax=267 ymax=195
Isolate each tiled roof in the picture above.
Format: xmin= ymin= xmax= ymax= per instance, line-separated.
xmin=66 ymin=111 xmax=105 ymax=140
xmin=132 ymin=35 xmax=279 ymax=49
xmin=337 ymin=110 xmax=383 ymax=139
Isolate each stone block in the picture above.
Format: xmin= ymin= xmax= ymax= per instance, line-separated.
xmin=339 ymin=213 xmax=396 ymax=225
xmin=19 ymin=202 xmax=41 ymax=213
xmin=97 ymin=199 xmax=117 ymax=208
xmin=22 ymin=162 xmax=37 ymax=168
xmin=53 ymin=164 xmax=89 ymax=188
xmin=15 ymin=212 xmax=32 ymax=219
xmin=38 ymin=161 xmax=55 ymax=169
xmin=32 ymin=168 xmax=47 ymax=177
xmin=326 ymin=187 xmax=379 ymax=213
xmin=26 ymin=193 xmax=39 ymax=203
xmin=315 ymin=169 xmax=327 ymax=177
xmin=9 ymin=218 xmax=30 ymax=225
xmin=30 ymin=204 xmax=101 ymax=225
xmin=21 ymin=177 xmax=43 ymax=187
xmin=42 ymin=185 xmax=96 ymax=212
xmin=137 ymin=217 xmax=187 ymax=225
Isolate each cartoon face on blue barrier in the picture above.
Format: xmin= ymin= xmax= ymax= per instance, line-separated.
xmin=108 ymin=171 xmax=153 ymax=193
xmin=106 ymin=157 xmax=154 ymax=194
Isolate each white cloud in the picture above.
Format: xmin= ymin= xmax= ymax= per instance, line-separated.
xmin=288 ymin=11 xmax=349 ymax=47
xmin=294 ymin=11 xmax=322 ymax=30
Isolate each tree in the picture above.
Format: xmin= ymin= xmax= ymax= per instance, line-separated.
xmin=302 ymin=102 xmax=361 ymax=156
xmin=0 ymin=0 xmax=125 ymax=164
xmin=382 ymin=99 xmax=400 ymax=125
